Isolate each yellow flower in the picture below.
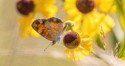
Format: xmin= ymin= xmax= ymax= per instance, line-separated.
xmin=63 ymin=31 xmax=92 ymax=60
xmin=82 ymin=11 xmax=115 ymax=36
xmin=63 ymin=0 xmax=115 ymax=60
xmin=64 ymin=0 xmax=115 ymax=36
xmin=18 ymin=13 xmax=40 ymax=37
xmin=17 ymin=0 xmax=58 ymax=38
xmin=95 ymin=0 xmax=116 ymax=13
xmin=34 ymin=0 xmax=58 ymax=17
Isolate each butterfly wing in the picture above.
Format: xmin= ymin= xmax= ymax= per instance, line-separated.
xmin=32 ymin=19 xmax=53 ymax=41
xmin=45 ymin=17 xmax=64 ymax=41
xmin=32 ymin=17 xmax=64 ymax=42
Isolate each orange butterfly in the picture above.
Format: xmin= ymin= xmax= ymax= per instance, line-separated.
xmin=32 ymin=17 xmax=66 ymax=50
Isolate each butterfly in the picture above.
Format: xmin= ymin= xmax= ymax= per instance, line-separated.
xmin=32 ymin=17 xmax=67 ymax=50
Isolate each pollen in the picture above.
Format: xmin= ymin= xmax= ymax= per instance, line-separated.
xmin=63 ymin=32 xmax=80 ymax=49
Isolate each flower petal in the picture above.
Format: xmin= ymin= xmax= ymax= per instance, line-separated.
xmin=95 ymin=0 xmax=116 ymax=13
xmin=19 ymin=13 xmax=40 ymax=37
xmin=33 ymin=0 xmax=55 ymax=5
xmin=34 ymin=0 xmax=57 ymax=18
xmin=38 ymin=5 xmax=58 ymax=17
xmin=63 ymin=0 xmax=81 ymax=15
xmin=64 ymin=14 xmax=83 ymax=31
xmin=65 ymin=46 xmax=89 ymax=60
xmin=82 ymin=11 xmax=115 ymax=36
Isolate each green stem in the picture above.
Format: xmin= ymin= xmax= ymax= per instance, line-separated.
xmin=110 ymin=29 xmax=118 ymax=47
xmin=95 ymin=35 xmax=105 ymax=49
xmin=91 ymin=52 xmax=110 ymax=65
xmin=117 ymin=40 xmax=125 ymax=59
xmin=115 ymin=0 xmax=125 ymax=34
xmin=115 ymin=0 xmax=125 ymax=59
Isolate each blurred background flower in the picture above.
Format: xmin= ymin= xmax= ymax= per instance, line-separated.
xmin=63 ymin=0 xmax=115 ymax=36
xmin=17 ymin=0 xmax=58 ymax=37
xmin=0 ymin=0 xmax=125 ymax=66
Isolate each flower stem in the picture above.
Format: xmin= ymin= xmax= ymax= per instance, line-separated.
xmin=91 ymin=52 xmax=110 ymax=65
xmin=95 ymin=35 xmax=105 ymax=49
xmin=115 ymin=0 xmax=125 ymax=34
xmin=115 ymin=0 xmax=125 ymax=59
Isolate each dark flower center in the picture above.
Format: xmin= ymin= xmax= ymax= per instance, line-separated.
xmin=16 ymin=0 xmax=35 ymax=15
xmin=64 ymin=32 xmax=77 ymax=43
xmin=76 ymin=0 xmax=95 ymax=14
xmin=63 ymin=32 xmax=80 ymax=49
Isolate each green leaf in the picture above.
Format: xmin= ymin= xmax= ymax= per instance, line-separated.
xmin=95 ymin=35 xmax=105 ymax=49
xmin=115 ymin=0 xmax=125 ymax=34
xmin=115 ymin=0 xmax=125 ymax=59
xmin=117 ymin=41 xmax=125 ymax=59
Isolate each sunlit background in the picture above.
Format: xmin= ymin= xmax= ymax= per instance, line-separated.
xmin=0 ymin=0 xmax=125 ymax=66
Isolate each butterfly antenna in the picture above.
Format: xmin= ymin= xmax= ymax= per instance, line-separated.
xmin=44 ymin=43 xmax=52 ymax=51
